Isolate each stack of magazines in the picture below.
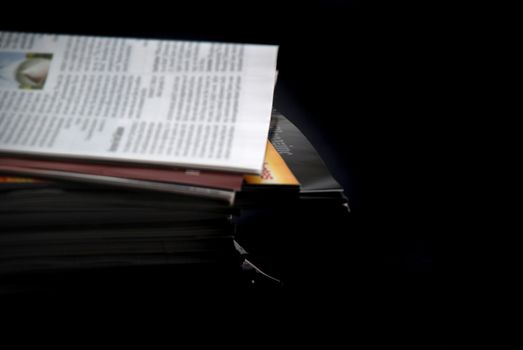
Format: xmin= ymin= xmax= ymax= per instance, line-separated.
xmin=0 ymin=180 xmax=240 ymax=295
xmin=0 ymin=32 xmax=349 ymax=295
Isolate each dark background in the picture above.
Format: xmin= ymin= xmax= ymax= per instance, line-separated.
xmin=1 ymin=0 xmax=440 ymax=343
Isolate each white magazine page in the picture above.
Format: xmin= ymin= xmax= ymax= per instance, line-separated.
xmin=0 ymin=32 xmax=278 ymax=174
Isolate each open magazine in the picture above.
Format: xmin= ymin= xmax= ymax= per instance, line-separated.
xmin=0 ymin=32 xmax=278 ymax=174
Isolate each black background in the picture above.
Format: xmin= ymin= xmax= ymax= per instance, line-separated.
xmin=1 ymin=1 xmax=441 ymax=344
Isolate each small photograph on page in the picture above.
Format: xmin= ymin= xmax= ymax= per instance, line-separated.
xmin=0 ymin=51 xmax=53 ymax=90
